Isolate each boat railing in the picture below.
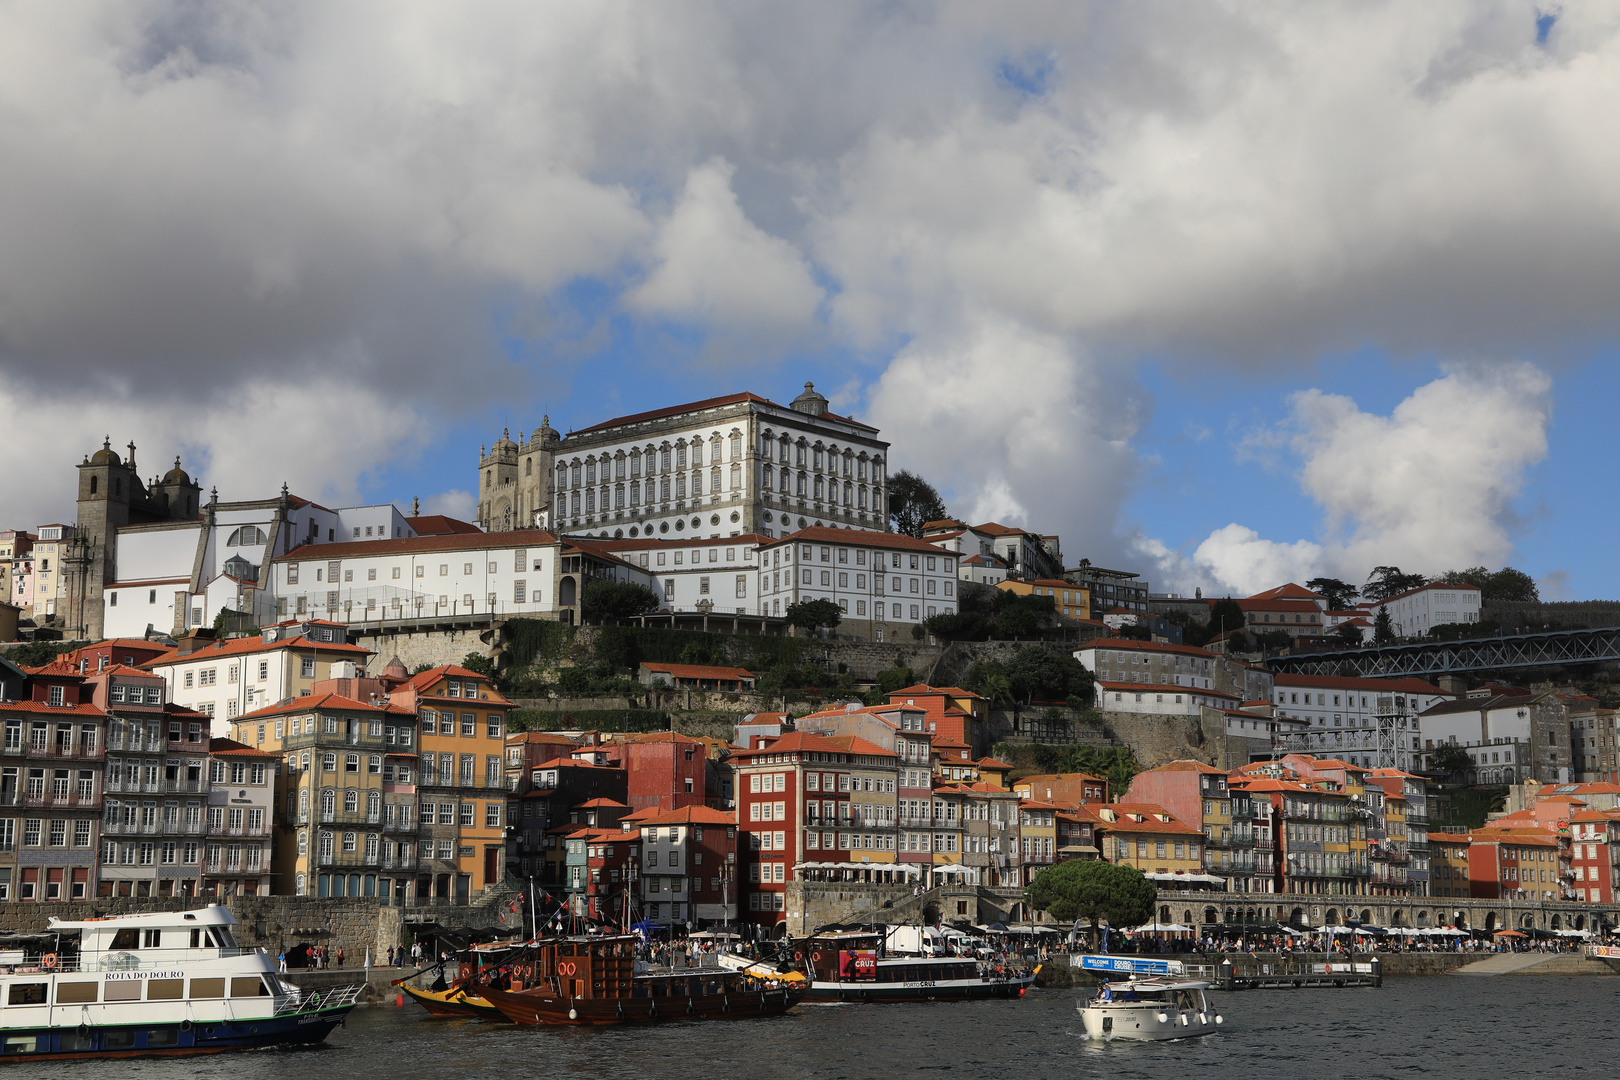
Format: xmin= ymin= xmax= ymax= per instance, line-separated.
xmin=274 ymin=982 xmax=365 ymax=1015
xmin=10 ymin=947 xmax=267 ymax=974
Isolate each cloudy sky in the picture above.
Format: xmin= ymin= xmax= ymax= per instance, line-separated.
xmin=3 ymin=1 xmax=1617 ymax=600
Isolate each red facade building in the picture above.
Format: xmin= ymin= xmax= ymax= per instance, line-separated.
xmin=597 ymin=732 xmax=710 ymax=812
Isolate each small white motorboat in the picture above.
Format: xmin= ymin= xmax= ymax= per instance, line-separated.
xmin=1079 ymin=976 xmax=1223 ymax=1040
xmin=1073 ymin=955 xmax=1223 ymax=1041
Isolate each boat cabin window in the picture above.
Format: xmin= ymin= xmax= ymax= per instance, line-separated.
xmin=148 ymin=979 xmax=183 ymax=1001
xmin=191 ymin=979 xmax=225 ymax=999
xmin=103 ymin=1031 xmax=135 ymax=1050
xmin=143 ymin=929 xmax=163 ymax=948
xmin=55 ymin=982 xmax=97 ymax=1005
xmin=559 ymin=944 xmax=576 ymax=956
xmin=104 ymin=980 xmax=142 ymax=1002
xmin=191 ymin=929 xmax=202 ymax=948
xmin=110 ymin=929 xmax=139 ymax=950
xmin=7 ymin=984 xmax=45 ymax=1006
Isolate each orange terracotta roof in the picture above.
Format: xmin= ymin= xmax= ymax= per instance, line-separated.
xmin=635 ymin=806 xmax=738 ymax=827
xmin=0 ymin=700 xmax=106 ymax=716
xmin=639 ymin=662 xmax=756 ymax=681
xmin=1143 ymin=760 xmax=1227 ymax=774
xmin=145 ymin=634 xmax=370 ymax=667
xmin=239 ymin=692 xmax=412 ymax=720
xmin=733 ymin=731 xmax=856 ymax=759
xmin=207 ymin=737 xmax=278 ymax=758
xmin=571 ymin=391 xmax=878 ymax=435
xmin=760 ymin=526 xmax=963 ymax=556
xmin=1081 ymin=638 xmax=1218 ymax=660
xmin=820 ymin=735 xmax=898 ymax=758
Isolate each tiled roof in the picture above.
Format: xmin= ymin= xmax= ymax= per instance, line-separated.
xmin=888 ymin=684 xmax=984 ymax=700
xmin=0 ymin=700 xmax=106 ymax=716
xmin=274 ymin=528 xmax=553 ymax=562
xmin=1274 ymin=674 xmax=1451 ymax=695
xmin=1079 ymin=638 xmax=1218 ymax=661
xmin=1097 ymin=681 xmax=1238 ymax=700
xmin=1143 ymin=760 xmax=1227 ymax=774
xmin=208 ymin=737 xmax=279 ymax=758
xmin=731 ymin=731 xmax=852 ymax=759
xmin=759 ymin=527 xmax=964 ymax=556
xmin=239 ymin=692 xmax=413 ymax=720
xmin=820 ymin=735 xmax=897 ymax=758
xmin=1246 ymin=583 xmax=1325 ymax=602
xmin=407 ymin=515 xmax=482 ymax=536
xmin=634 ymin=806 xmax=738 ymax=827
xmin=145 ymin=634 xmax=370 ymax=667
xmin=639 ymin=662 xmax=756 ymax=681
xmin=571 ymin=391 xmax=878 ymax=435
xmin=1380 ymin=581 xmax=1482 ymax=603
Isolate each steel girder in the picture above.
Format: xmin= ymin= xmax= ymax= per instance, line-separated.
xmin=1263 ymin=626 xmax=1620 ymax=678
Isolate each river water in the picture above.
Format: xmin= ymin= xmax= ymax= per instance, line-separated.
xmin=53 ymin=977 xmax=1620 ymax=1080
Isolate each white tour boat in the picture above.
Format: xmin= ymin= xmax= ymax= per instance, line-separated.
xmin=0 ymin=904 xmax=361 ymax=1061
xmin=1074 ymin=955 xmax=1223 ymax=1041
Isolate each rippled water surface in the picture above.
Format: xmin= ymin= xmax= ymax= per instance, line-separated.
xmin=54 ymin=977 xmax=1620 ymax=1080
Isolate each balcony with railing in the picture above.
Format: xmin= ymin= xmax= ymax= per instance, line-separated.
xmin=380 ymin=853 xmax=418 ymax=871
xmin=207 ymin=824 xmax=271 ymax=839
xmin=23 ymin=790 xmax=98 ymax=809
xmin=313 ymin=851 xmax=383 ymax=869
xmin=102 ymin=820 xmax=207 ymax=837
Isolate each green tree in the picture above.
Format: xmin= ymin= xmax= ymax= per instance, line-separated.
xmin=459 ymin=652 xmax=497 ymax=680
xmin=1363 ymin=566 xmax=1427 ymax=603
xmin=1025 ymin=860 xmax=1156 ymax=948
xmin=1005 ymin=645 xmax=1094 ymax=705
xmin=581 ymin=581 xmax=662 ymax=624
xmin=1305 ymin=577 xmax=1359 ymax=611
xmin=784 ymin=598 xmax=842 ymax=635
xmin=874 ymin=667 xmax=914 ymax=695
xmin=1439 ymin=566 xmax=1539 ymax=603
xmin=1335 ymin=621 xmax=1365 ymax=645
xmin=1373 ymin=606 xmax=1395 ymax=644
xmin=970 ymin=663 xmax=1013 ymax=710
xmin=1206 ymin=598 xmax=1246 ymax=639
xmin=1427 ymin=743 xmax=1473 ymax=780
xmin=886 ymin=470 xmax=949 ymax=538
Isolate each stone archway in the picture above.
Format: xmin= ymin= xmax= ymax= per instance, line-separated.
xmin=1392 ymin=911 xmax=1408 ymax=927
xmin=1360 ymin=908 xmax=1372 ymax=924
xmin=1575 ymin=915 xmax=1587 ymax=931
xmin=1183 ymin=910 xmax=1194 ymax=925
xmin=1521 ymin=914 xmax=1534 ymax=929
xmin=1324 ymin=908 xmax=1340 ymax=925
xmin=1454 ymin=911 xmax=1469 ymax=928
xmin=1485 ymin=912 xmax=1498 ymax=932
xmin=1551 ymin=914 xmax=1562 ymax=930
xmin=1224 ymin=908 xmax=1235 ymax=924
xmin=1203 ymin=906 xmax=1218 ymax=925
xmin=1160 ymin=905 xmax=1171 ymax=923
xmin=1290 ymin=907 xmax=1306 ymax=926
xmin=559 ymin=576 xmax=577 ymax=607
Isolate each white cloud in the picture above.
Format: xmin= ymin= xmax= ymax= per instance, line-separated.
xmin=629 ymin=159 xmax=823 ymax=341
xmin=0 ymin=2 xmax=1614 ymax=574
xmin=1144 ymin=363 xmax=1553 ymax=596
xmin=866 ymin=315 xmax=1139 ymax=553
xmin=0 ymin=370 xmax=427 ymax=525
xmin=414 ymin=490 xmax=477 ymax=523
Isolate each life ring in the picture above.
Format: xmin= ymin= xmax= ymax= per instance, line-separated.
xmin=179 ymin=1019 xmax=193 ymax=1033
xmin=41 ymin=954 xmax=58 ymax=970
xmin=560 ymin=961 xmax=576 ymax=976
xmin=77 ymin=1023 xmax=90 ymax=1038
xmin=810 ymin=951 xmax=821 ymax=963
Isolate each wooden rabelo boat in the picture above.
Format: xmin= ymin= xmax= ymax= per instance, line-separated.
xmin=474 ymin=935 xmax=806 ymax=1026
xmin=396 ymin=942 xmax=513 ymax=1020
xmin=397 ymin=983 xmax=505 ymax=1020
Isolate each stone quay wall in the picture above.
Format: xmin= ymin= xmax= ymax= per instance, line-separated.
xmin=353 ymin=626 xmax=495 ymax=672
xmin=0 ymin=897 xmax=407 ymax=960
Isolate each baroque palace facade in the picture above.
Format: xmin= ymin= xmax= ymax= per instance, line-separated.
xmin=477 ymin=382 xmax=891 ymax=541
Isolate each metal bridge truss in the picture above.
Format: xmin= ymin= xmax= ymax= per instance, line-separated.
xmin=1264 ymin=626 xmax=1620 ymax=679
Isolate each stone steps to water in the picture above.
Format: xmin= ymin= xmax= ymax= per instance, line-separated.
xmin=1453 ymin=953 xmax=1589 ymax=976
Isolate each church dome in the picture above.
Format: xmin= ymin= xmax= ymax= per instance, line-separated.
xmin=790 ymin=381 xmax=829 ymax=416
xmin=89 ymin=438 xmax=120 ymax=466
xmin=495 ymin=427 xmax=517 ymax=448
xmin=163 ymin=457 xmax=191 ymax=485
xmin=535 ymin=414 xmax=561 ymax=445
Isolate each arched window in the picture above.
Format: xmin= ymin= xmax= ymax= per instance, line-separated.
xmin=344 ymin=789 xmax=358 ymax=812
xmin=89 ymin=476 xmax=97 ymax=495
xmin=557 ymin=465 xmax=568 ymax=488
xmin=367 ymin=791 xmax=380 ymax=819
xmin=321 ymin=789 xmax=335 ymax=816
xmin=524 ymin=458 xmax=532 ymax=476
xmin=298 ymin=789 xmax=309 ymax=813
xmin=226 ymin=525 xmax=264 ymax=546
